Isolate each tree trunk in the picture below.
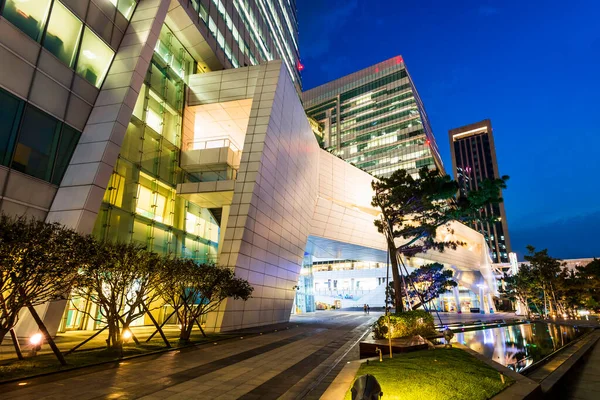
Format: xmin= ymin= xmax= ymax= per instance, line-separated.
xmin=0 ymin=327 xmax=8 ymax=346
xmin=387 ymin=239 xmax=404 ymax=312
xmin=179 ymin=321 xmax=193 ymax=342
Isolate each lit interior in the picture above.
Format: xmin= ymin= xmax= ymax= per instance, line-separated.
xmin=44 ymin=1 xmax=82 ymax=67
xmin=2 ymin=0 xmax=52 ymax=40
xmin=76 ymin=27 xmax=115 ymax=88
xmin=189 ymin=99 xmax=253 ymax=151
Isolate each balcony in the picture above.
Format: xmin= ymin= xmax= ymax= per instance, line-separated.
xmin=181 ymin=137 xmax=242 ymax=173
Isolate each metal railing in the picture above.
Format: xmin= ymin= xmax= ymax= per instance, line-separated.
xmin=314 ymin=289 xmax=373 ymax=298
xmin=185 ymin=137 xmax=242 ymax=153
xmin=182 ymin=167 xmax=238 ymax=183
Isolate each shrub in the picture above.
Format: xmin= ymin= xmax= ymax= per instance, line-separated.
xmin=372 ymin=310 xmax=436 ymax=339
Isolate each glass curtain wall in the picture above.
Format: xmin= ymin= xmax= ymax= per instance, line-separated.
xmin=1 ymin=0 xmax=123 ymax=88
xmin=93 ymin=24 xmax=219 ymax=265
xmin=0 ymin=87 xmax=81 ymax=184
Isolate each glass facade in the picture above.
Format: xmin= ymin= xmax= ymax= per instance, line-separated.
xmin=303 ymin=56 xmax=444 ymax=178
xmin=0 ymin=87 xmax=80 ymax=184
xmin=93 ymin=24 xmax=219 ymax=264
xmin=0 ymin=0 xmax=125 ymax=88
xmin=184 ymin=0 xmax=301 ymax=89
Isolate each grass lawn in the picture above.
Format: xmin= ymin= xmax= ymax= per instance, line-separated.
xmin=0 ymin=334 xmax=230 ymax=382
xmin=345 ymin=348 xmax=513 ymax=400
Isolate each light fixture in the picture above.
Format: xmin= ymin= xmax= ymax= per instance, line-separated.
xmin=83 ymin=50 xmax=97 ymax=59
xmin=122 ymin=329 xmax=132 ymax=340
xmin=29 ymin=333 xmax=43 ymax=346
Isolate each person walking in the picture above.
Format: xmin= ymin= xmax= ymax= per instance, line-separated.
xmin=367 ymin=304 xmax=370 ymax=314
xmin=363 ymin=304 xmax=367 ymax=314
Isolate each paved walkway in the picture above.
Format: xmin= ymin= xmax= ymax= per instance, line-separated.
xmin=551 ymin=337 xmax=600 ymax=399
xmin=1 ymin=311 xmax=379 ymax=400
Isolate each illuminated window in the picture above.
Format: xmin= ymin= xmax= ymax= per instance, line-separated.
xmin=146 ymin=90 xmax=163 ymax=134
xmin=116 ymin=0 xmax=136 ymax=20
xmin=103 ymin=172 xmax=125 ymax=207
xmin=76 ymin=27 xmax=114 ymax=88
xmin=2 ymin=0 xmax=52 ymax=41
xmin=185 ymin=212 xmax=206 ymax=236
xmin=43 ymin=1 xmax=83 ymax=67
xmin=136 ymin=184 xmax=166 ymax=222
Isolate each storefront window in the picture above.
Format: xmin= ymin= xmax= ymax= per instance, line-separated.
xmin=43 ymin=1 xmax=83 ymax=67
xmin=76 ymin=27 xmax=114 ymax=88
xmin=2 ymin=0 xmax=52 ymax=41
xmin=11 ymin=105 xmax=61 ymax=181
xmin=0 ymin=89 xmax=24 ymax=166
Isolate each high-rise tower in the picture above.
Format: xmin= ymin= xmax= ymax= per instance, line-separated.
xmin=302 ymin=56 xmax=444 ymax=178
xmin=449 ymin=119 xmax=511 ymax=263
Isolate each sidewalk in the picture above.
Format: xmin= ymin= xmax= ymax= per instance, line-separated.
xmin=1 ymin=312 xmax=378 ymax=400
xmin=551 ymin=333 xmax=600 ymax=399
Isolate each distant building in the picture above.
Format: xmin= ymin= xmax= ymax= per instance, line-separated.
xmin=302 ymin=56 xmax=444 ymax=178
xmin=449 ymin=120 xmax=511 ymax=263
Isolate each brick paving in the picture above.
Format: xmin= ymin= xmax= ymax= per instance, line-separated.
xmin=0 ymin=311 xmax=379 ymax=400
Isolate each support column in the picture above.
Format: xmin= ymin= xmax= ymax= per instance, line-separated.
xmin=453 ymin=286 xmax=461 ymax=313
xmin=487 ymin=293 xmax=496 ymax=314
xmin=479 ymin=286 xmax=486 ymax=314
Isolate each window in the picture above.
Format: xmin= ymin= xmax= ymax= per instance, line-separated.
xmin=11 ymin=105 xmax=61 ymax=181
xmin=51 ymin=124 xmax=80 ymax=185
xmin=2 ymin=0 xmax=52 ymax=41
xmin=0 ymin=89 xmax=24 ymax=166
xmin=185 ymin=212 xmax=206 ymax=236
xmin=76 ymin=27 xmax=114 ymax=88
xmin=43 ymin=1 xmax=83 ymax=67
xmin=116 ymin=0 xmax=136 ymax=20
xmin=136 ymin=184 xmax=166 ymax=222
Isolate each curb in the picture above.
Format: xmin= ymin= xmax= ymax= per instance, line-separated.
xmin=454 ymin=344 xmax=542 ymax=400
xmin=528 ymin=328 xmax=600 ymax=393
xmin=319 ymin=355 xmax=382 ymax=400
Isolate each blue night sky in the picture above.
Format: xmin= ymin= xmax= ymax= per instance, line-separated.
xmin=297 ymin=0 xmax=600 ymax=260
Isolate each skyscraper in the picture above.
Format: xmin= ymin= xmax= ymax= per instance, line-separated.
xmin=449 ymin=119 xmax=511 ymax=263
xmin=302 ymin=56 xmax=444 ymax=178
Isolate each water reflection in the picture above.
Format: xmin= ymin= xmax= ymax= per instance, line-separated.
xmin=451 ymin=322 xmax=588 ymax=372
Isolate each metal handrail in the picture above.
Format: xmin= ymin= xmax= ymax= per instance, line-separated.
xmin=185 ymin=137 xmax=242 ymax=152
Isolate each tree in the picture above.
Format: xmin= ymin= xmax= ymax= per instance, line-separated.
xmin=156 ymin=260 xmax=253 ymax=343
xmin=524 ymin=246 xmax=563 ymax=317
xmin=500 ymin=263 xmax=539 ymax=318
xmin=406 ymin=263 xmax=457 ymax=309
xmin=556 ymin=268 xmax=586 ymax=314
xmin=574 ymin=258 xmax=600 ymax=310
xmin=372 ymin=167 xmax=508 ymax=310
xmin=0 ymin=215 xmax=85 ymax=347
xmin=72 ymin=241 xmax=165 ymax=351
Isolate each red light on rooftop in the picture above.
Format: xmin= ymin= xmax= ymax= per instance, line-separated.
xmin=395 ymin=56 xmax=404 ymax=64
xmin=375 ymin=66 xmax=379 ymax=73
xmin=297 ymin=62 xmax=304 ymax=72
xmin=426 ymin=139 xmax=431 ymax=145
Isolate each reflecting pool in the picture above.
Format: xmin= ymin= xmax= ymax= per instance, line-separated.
xmin=449 ymin=322 xmax=589 ymax=373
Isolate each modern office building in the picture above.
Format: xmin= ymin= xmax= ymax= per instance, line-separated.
xmin=0 ymin=0 xmax=299 ymax=337
xmin=449 ymin=119 xmax=511 ymax=263
xmin=302 ymin=56 xmax=444 ymax=178
xmin=0 ymin=0 xmax=501 ymax=338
